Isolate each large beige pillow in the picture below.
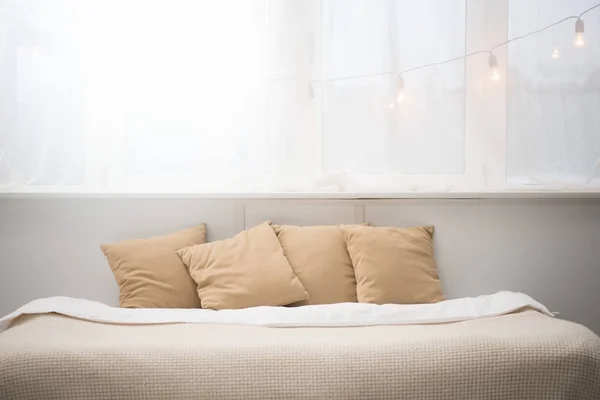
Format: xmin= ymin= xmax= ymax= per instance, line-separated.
xmin=340 ymin=225 xmax=444 ymax=305
xmin=101 ymin=224 xmax=206 ymax=308
xmin=272 ymin=224 xmax=358 ymax=305
xmin=178 ymin=222 xmax=308 ymax=310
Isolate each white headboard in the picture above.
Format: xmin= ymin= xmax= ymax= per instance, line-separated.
xmin=1 ymin=196 xmax=598 ymax=333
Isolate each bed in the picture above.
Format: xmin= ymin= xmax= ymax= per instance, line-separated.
xmin=1 ymin=292 xmax=599 ymax=400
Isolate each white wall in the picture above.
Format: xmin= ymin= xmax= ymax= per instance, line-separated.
xmin=0 ymin=197 xmax=598 ymax=333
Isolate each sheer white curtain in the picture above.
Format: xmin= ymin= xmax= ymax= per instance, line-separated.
xmin=507 ymin=0 xmax=600 ymax=187
xmin=1 ymin=0 xmax=272 ymax=192
xmin=0 ymin=0 xmax=598 ymax=193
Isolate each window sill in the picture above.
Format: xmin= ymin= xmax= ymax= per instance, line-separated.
xmin=1 ymin=190 xmax=600 ymax=200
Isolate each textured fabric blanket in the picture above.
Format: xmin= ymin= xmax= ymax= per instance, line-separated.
xmin=1 ymin=309 xmax=599 ymax=399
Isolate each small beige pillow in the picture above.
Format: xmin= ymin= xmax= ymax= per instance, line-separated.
xmin=341 ymin=225 xmax=444 ymax=305
xmin=101 ymin=224 xmax=206 ymax=308
xmin=178 ymin=222 xmax=308 ymax=310
xmin=272 ymin=224 xmax=358 ymax=305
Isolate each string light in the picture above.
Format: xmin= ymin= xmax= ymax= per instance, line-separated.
xmin=488 ymin=54 xmax=500 ymax=81
xmin=396 ymin=75 xmax=405 ymax=103
xmin=388 ymin=75 xmax=405 ymax=108
xmin=575 ymin=19 xmax=585 ymax=47
xmin=305 ymin=3 xmax=600 ymax=99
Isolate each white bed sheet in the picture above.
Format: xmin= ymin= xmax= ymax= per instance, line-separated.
xmin=0 ymin=291 xmax=552 ymax=331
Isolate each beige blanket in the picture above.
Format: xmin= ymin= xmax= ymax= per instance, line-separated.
xmin=1 ymin=310 xmax=599 ymax=400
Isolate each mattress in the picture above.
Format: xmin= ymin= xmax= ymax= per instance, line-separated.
xmin=1 ymin=293 xmax=599 ymax=400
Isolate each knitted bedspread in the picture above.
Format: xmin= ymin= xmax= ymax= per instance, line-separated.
xmin=1 ymin=310 xmax=599 ymax=400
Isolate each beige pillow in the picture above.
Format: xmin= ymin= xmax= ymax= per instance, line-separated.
xmin=101 ymin=224 xmax=206 ymax=308
xmin=272 ymin=224 xmax=358 ymax=305
xmin=341 ymin=225 xmax=444 ymax=305
xmin=178 ymin=222 xmax=308 ymax=310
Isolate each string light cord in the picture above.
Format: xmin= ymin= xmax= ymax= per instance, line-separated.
xmin=306 ymin=50 xmax=492 ymax=85
xmin=399 ymin=50 xmax=491 ymax=75
xmin=580 ymin=3 xmax=600 ymax=17
xmin=305 ymin=2 xmax=600 ymax=88
xmin=490 ymin=15 xmax=578 ymax=52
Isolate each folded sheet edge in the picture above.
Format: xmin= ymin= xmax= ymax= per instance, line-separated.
xmin=0 ymin=291 xmax=553 ymax=333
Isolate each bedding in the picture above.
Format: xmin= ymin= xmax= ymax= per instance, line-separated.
xmin=341 ymin=225 xmax=444 ymax=304
xmin=178 ymin=221 xmax=308 ymax=309
xmin=273 ymin=224 xmax=359 ymax=305
xmin=100 ymin=224 xmax=206 ymax=308
xmin=1 ymin=292 xmax=599 ymax=400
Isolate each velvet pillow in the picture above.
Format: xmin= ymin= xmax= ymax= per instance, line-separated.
xmin=272 ymin=224 xmax=358 ymax=305
xmin=340 ymin=225 xmax=444 ymax=305
xmin=101 ymin=224 xmax=206 ymax=308
xmin=178 ymin=222 xmax=308 ymax=310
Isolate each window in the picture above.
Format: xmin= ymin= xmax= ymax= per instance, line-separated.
xmin=321 ymin=0 xmax=465 ymax=175
xmin=507 ymin=0 xmax=600 ymax=186
xmin=0 ymin=0 xmax=598 ymax=193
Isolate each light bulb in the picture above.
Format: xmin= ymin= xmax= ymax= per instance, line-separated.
xmin=388 ymin=100 xmax=396 ymax=109
xmin=552 ymin=48 xmax=559 ymax=59
xmin=575 ymin=19 xmax=585 ymax=47
xmin=490 ymin=67 xmax=501 ymax=81
xmin=488 ymin=54 xmax=500 ymax=81
xmin=395 ymin=75 xmax=405 ymax=103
